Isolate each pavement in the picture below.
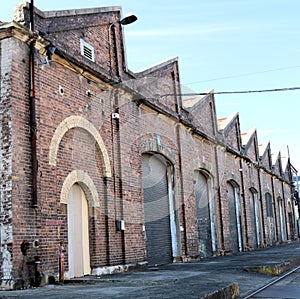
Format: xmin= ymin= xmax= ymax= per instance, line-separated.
xmin=1 ymin=241 xmax=300 ymax=298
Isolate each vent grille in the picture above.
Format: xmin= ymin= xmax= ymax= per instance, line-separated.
xmin=80 ymin=39 xmax=94 ymax=62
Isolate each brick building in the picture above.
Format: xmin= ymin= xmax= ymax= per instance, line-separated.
xmin=0 ymin=3 xmax=297 ymax=289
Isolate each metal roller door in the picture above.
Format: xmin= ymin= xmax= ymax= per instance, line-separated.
xmin=195 ymin=171 xmax=212 ymax=258
xmin=249 ymin=193 xmax=258 ymax=248
xmin=142 ymin=154 xmax=172 ymax=266
xmin=266 ymin=193 xmax=276 ymax=245
xmin=227 ymin=183 xmax=239 ymax=253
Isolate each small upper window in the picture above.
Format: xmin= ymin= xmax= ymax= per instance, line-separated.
xmin=80 ymin=39 xmax=94 ymax=62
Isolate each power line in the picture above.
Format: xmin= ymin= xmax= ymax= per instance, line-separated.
xmin=46 ymin=52 xmax=300 ymax=96
xmin=175 ymin=86 xmax=300 ymax=97
xmin=184 ymin=65 xmax=300 ymax=85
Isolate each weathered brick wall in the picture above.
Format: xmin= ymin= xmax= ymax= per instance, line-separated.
xmin=135 ymin=61 xmax=180 ymax=116
xmin=34 ymin=59 xmax=122 ymax=273
xmin=10 ymin=37 xmax=34 ymax=288
xmin=16 ymin=3 xmax=128 ymax=83
xmin=244 ymin=161 xmax=263 ymax=248
xmin=223 ymin=116 xmax=241 ymax=152
xmin=184 ymin=94 xmax=217 ymax=137
xmin=4 ymin=29 xmax=127 ymax=281
xmin=260 ymin=145 xmax=273 ymax=171
xmin=180 ymin=134 xmax=221 ymax=256
xmin=0 ymin=38 xmax=14 ymax=290
xmin=117 ymin=93 xmax=182 ymax=261
xmin=0 ymin=4 xmax=296 ymax=289
xmin=244 ymin=134 xmax=259 ymax=162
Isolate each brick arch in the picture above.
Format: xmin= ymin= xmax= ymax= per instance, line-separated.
xmin=194 ymin=161 xmax=214 ymax=179
xmin=139 ymin=137 xmax=177 ymax=165
xmin=60 ymin=169 xmax=99 ymax=207
xmin=48 ymin=115 xmax=111 ymax=177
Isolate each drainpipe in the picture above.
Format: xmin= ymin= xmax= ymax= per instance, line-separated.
xmin=172 ymin=71 xmax=187 ymax=257
xmin=114 ymin=103 xmax=126 ymax=264
xmin=29 ymin=0 xmax=38 ymax=208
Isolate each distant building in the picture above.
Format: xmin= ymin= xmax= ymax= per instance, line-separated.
xmin=0 ymin=2 xmax=297 ymax=289
xmin=292 ymin=175 xmax=300 ymax=189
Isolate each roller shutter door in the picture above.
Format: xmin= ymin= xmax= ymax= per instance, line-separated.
xmin=266 ymin=193 xmax=276 ymax=245
xmin=142 ymin=154 xmax=172 ymax=266
xmin=249 ymin=194 xmax=257 ymax=248
xmin=227 ymin=183 xmax=239 ymax=253
xmin=195 ymin=171 xmax=212 ymax=257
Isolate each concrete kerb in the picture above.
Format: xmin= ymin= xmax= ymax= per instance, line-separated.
xmin=178 ymin=253 xmax=300 ymax=299
xmin=201 ymin=282 xmax=240 ymax=299
xmin=243 ymin=255 xmax=300 ymax=276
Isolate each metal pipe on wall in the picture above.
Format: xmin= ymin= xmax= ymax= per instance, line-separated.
xmin=29 ymin=0 xmax=38 ymax=208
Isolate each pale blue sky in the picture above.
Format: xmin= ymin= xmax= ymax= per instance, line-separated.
xmin=1 ymin=1 xmax=300 ymax=172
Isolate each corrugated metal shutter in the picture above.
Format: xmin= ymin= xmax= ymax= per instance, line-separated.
xmin=249 ymin=193 xmax=257 ymax=248
xmin=265 ymin=193 xmax=276 ymax=245
xmin=227 ymin=183 xmax=239 ymax=253
xmin=142 ymin=154 xmax=172 ymax=266
xmin=195 ymin=171 xmax=212 ymax=257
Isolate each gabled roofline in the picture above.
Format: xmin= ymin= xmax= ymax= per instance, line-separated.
xmin=15 ymin=2 xmax=122 ymax=20
xmin=43 ymin=6 xmax=122 ymax=18
xmin=217 ymin=111 xmax=238 ymax=131
xmin=241 ymin=127 xmax=256 ymax=147
xmin=272 ymin=150 xmax=281 ymax=166
xmin=134 ymin=56 xmax=179 ymax=77
xmin=281 ymin=155 xmax=289 ymax=172
xmin=258 ymin=141 xmax=270 ymax=158
xmin=182 ymin=89 xmax=214 ymax=109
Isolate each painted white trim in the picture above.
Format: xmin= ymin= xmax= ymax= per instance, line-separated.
xmin=80 ymin=39 xmax=95 ymax=62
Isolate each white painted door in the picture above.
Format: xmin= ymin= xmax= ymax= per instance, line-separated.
xmin=68 ymin=184 xmax=90 ymax=278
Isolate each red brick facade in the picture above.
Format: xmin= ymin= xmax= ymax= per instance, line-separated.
xmin=0 ymin=3 xmax=297 ymax=289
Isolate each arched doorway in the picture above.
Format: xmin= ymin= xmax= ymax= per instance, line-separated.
xmin=68 ymin=184 xmax=91 ymax=277
xmin=265 ymin=192 xmax=276 ymax=245
xmin=250 ymin=189 xmax=262 ymax=248
xmin=227 ymin=181 xmax=242 ymax=253
xmin=142 ymin=153 xmax=176 ymax=266
xmin=278 ymin=198 xmax=285 ymax=242
xmin=194 ymin=171 xmax=212 ymax=257
xmin=287 ymin=201 xmax=295 ymax=240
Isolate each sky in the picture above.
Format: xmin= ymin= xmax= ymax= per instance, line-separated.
xmin=1 ymin=0 xmax=300 ymax=173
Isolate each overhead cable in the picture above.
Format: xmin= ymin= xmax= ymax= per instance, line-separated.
xmin=176 ymin=86 xmax=300 ymax=97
